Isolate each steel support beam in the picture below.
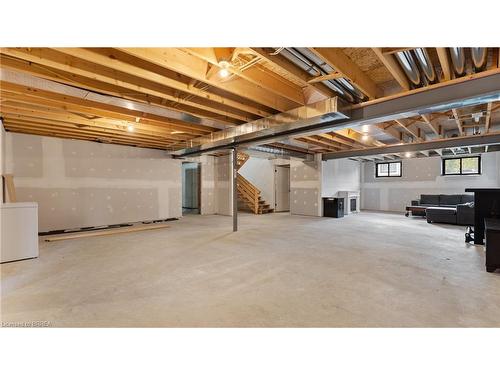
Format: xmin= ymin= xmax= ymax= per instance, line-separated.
xmin=232 ymin=147 xmax=238 ymax=232
xmin=174 ymin=70 xmax=500 ymax=157
xmin=322 ymin=132 xmax=500 ymax=160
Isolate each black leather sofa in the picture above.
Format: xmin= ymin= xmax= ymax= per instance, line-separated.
xmin=409 ymin=194 xmax=474 ymax=225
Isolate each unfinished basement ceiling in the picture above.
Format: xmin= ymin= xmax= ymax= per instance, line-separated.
xmin=0 ymin=47 xmax=499 ymax=158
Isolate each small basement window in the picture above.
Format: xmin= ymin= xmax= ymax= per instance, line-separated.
xmin=376 ymin=161 xmax=402 ymax=177
xmin=442 ymin=156 xmax=481 ymax=176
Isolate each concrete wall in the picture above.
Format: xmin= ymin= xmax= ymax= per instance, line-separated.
xmin=5 ymin=133 xmax=182 ymax=231
xmin=290 ymin=155 xmax=322 ymax=216
xmin=321 ymin=158 xmax=361 ymax=197
xmin=361 ymin=152 xmax=500 ymax=212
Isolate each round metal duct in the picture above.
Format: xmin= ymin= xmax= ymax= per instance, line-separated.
xmin=414 ymin=48 xmax=438 ymax=84
xmin=449 ymin=48 xmax=466 ymax=77
xmin=470 ymin=48 xmax=488 ymax=72
xmin=395 ymin=50 xmax=422 ymax=87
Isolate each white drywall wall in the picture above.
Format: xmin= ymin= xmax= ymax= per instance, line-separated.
xmin=238 ymin=156 xmax=291 ymax=210
xmin=361 ymin=152 xmax=500 ymax=212
xmin=5 ymin=132 xmax=182 ymax=231
xmin=183 ymin=153 xmax=236 ymax=216
xmin=290 ymin=155 xmax=322 ymax=216
xmin=199 ymin=155 xmax=217 ymax=215
xmin=321 ymin=158 xmax=361 ymax=197
xmin=0 ymin=120 xmax=5 ymax=202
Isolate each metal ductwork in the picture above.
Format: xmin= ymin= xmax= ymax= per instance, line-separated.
xmin=449 ymin=47 xmax=467 ymax=77
xmin=413 ymin=48 xmax=438 ymax=84
xmin=395 ymin=50 xmax=423 ymax=87
xmin=174 ymin=96 xmax=351 ymax=156
xmin=277 ymin=48 xmax=366 ymax=104
xmin=471 ymin=48 xmax=488 ymax=72
xmin=245 ymin=145 xmax=313 ymax=160
xmin=278 ymin=48 xmax=322 ymax=77
xmin=175 ymin=71 xmax=500 ymax=157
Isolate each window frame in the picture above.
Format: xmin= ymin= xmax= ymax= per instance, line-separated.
xmin=375 ymin=161 xmax=402 ymax=178
xmin=442 ymin=155 xmax=481 ymax=176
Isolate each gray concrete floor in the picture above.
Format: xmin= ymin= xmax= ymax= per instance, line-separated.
xmin=1 ymin=211 xmax=500 ymax=327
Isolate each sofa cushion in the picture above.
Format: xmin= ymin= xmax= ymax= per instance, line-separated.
xmin=420 ymin=194 xmax=440 ymax=205
xmin=439 ymin=194 xmax=462 ymax=206
xmin=427 ymin=206 xmax=457 ymax=214
xmin=461 ymin=194 xmax=474 ymax=204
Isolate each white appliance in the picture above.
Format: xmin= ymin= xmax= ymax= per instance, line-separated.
xmin=337 ymin=191 xmax=361 ymax=214
xmin=1 ymin=202 xmax=39 ymax=263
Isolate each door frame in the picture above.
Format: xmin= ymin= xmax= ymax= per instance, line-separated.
xmin=181 ymin=161 xmax=202 ymax=214
xmin=274 ymin=164 xmax=290 ymax=212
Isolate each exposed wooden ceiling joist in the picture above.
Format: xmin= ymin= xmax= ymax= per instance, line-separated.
xmin=0 ymin=91 xmax=199 ymax=138
xmin=0 ymin=81 xmax=215 ymax=135
xmin=57 ymin=48 xmax=271 ymax=118
xmin=184 ymin=48 xmax=306 ymax=106
xmin=0 ymin=48 xmax=254 ymax=124
xmin=372 ymin=48 xmax=410 ymax=91
xmin=485 ymin=102 xmax=493 ymax=133
xmin=376 ymin=123 xmax=402 ymax=140
xmin=307 ymin=72 xmax=344 ymax=84
xmin=394 ymin=119 xmax=424 ymax=141
xmin=247 ymin=48 xmax=334 ymax=100
xmin=296 ymin=136 xmax=342 ymax=152
xmin=117 ymin=48 xmax=298 ymax=112
xmin=420 ymin=114 xmax=441 ymax=137
xmin=436 ymin=48 xmax=452 ymax=81
xmin=451 ymin=108 xmax=464 ymax=136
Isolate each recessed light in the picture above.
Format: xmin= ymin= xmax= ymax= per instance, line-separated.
xmin=405 ymin=152 xmax=411 ymax=158
xmin=127 ymin=125 xmax=135 ymax=132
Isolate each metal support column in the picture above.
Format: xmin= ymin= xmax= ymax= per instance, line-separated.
xmin=231 ymin=147 xmax=238 ymax=232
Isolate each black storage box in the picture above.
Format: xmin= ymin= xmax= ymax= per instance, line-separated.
xmin=323 ymin=197 xmax=344 ymax=218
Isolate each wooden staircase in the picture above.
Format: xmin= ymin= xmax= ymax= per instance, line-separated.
xmin=236 ymin=152 xmax=274 ymax=214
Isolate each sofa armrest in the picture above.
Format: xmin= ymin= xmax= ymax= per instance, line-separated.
xmin=411 ymin=200 xmax=420 ymax=206
xmin=457 ymin=203 xmax=475 ymax=226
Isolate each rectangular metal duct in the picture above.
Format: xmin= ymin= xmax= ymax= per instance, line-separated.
xmin=173 ymin=96 xmax=351 ymax=156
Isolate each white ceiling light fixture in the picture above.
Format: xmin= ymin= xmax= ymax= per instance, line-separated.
xmin=361 ymin=125 xmax=370 ymax=133
xmin=127 ymin=124 xmax=135 ymax=132
xmin=405 ymin=152 xmax=412 ymax=158
xmin=219 ymin=60 xmax=231 ymax=78
xmin=472 ymin=112 xmax=482 ymax=123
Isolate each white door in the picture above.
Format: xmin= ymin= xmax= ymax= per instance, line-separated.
xmin=274 ymin=165 xmax=290 ymax=212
